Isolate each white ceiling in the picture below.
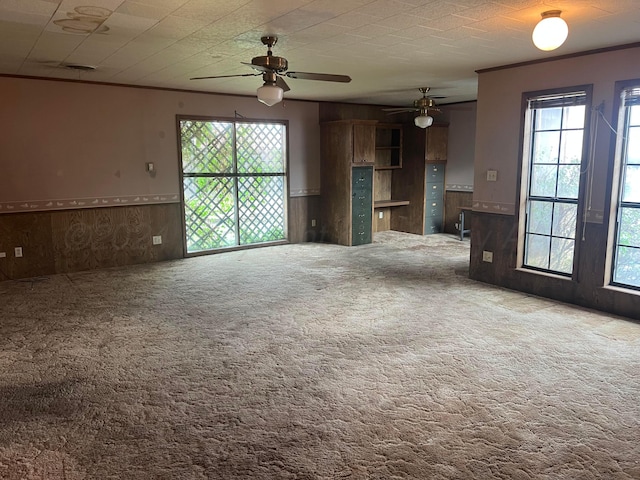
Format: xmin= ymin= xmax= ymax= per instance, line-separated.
xmin=1 ymin=0 xmax=639 ymax=107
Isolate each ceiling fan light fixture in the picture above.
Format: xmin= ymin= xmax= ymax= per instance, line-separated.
xmin=532 ymin=10 xmax=568 ymax=51
xmin=414 ymin=114 xmax=433 ymax=129
xmin=256 ymin=83 xmax=283 ymax=106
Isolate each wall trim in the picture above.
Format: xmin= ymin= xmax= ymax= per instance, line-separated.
xmin=0 ymin=194 xmax=179 ymax=214
xmin=290 ymin=189 xmax=320 ymax=197
xmin=446 ymin=184 xmax=473 ymax=191
xmin=471 ymin=200 xmax=515 ymax=215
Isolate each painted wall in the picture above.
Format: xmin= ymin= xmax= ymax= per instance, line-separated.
xmin=441 ymin=102 xmax=476 ymax=192
xmin=474 ymin=45 xmax=640 ymax=219
xmin=470 ymin=45 xmax=640 ymax=320
xmin=0 ymin=76 xmax=321 ymax=213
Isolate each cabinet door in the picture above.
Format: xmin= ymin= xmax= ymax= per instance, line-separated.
xmin=353 ymin=124 xmax=376 ymax=163
xmin=351 ymin=166 xmax=373 ymax=245
xmin=426 ymin=125 xmax=448 ymax=162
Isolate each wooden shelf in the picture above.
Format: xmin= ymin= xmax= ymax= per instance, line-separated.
xmin=376 ymin=146 xmax=401 ymax=150
xmin=374 ymin=200 xmax=410 ymax=208
xmin=375 ymin=165 xmax=402 ymax=171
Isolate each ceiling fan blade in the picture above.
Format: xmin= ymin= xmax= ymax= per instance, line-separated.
xmin=275 ymin=76 xmax=291 ymax=92
xmin=285 ymin=71 xmax=351 ymax=83
xmin=382 ymin=107 xmax=418 ymax=112
xmin=241 ymin=61 xmax=270 ymax=73
xmin=190 ymin=72 xmax=260 ymax=80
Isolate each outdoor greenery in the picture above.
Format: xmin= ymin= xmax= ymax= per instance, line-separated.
xmin=180 ymin=120 xmax=286 ymax=253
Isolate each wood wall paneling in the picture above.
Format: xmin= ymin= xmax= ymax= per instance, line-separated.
xmin=288 ymin=195 xmax=321 ymax=243
xmin=469 ymin=211 xmax=640 ymax=321
xmin=444 ymin=191 xmax=473 ymax=234
xmin=0 ymin=203 xmax=183 ymax=280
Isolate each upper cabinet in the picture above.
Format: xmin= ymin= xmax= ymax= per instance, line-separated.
xmin=352 ymin=122 xmax=376 ymax=164
xmin=426 ymin=124 xmax=448 ymax=162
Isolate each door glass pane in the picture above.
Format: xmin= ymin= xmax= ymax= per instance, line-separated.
xmin=535 ymin=108 xmax=562 ymax=130
xmin=627 ymin=126 xmax=640 ymax=164
xmin=525 ymin=234 xmax=550 ymax=269
xmin=622 ymin=166 xmax=640 ymax=203
xmin=236 ymin=123 xmax=286 ymax=174
xmin=552 ymin=203 xmax=577 ymax=239
xmin=180 ymin=120 xmax=234 ymax=174
xmin=557 ymin=165 xmax=580 ymax=199
xmin=614 ymin=246 xmax=640 ymax=288
xmin=559 ymin=130 xmax=583 ymax=164
xmin=533 ymin=131 xmax=560 ymax=163
xmin=630 ymin=105 xmax=640 ymax=126
xmin=238 ymin=176 xmax=285 ymax=245
xmin=183 ymin=177 xmax=237 ymax=252
xmin=563 ymin=105 xmax=585 ymax=129
xmin=618 ymin=207 xmax=640 ymax=247
xmin=530 ymin=164 xmax=558 ymax=197
xmin=528 ymin=201 xmax=552 ymax=235
xmin=549 ymin=237 xmax=575 ymax=274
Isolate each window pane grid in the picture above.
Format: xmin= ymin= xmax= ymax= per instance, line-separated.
xmin=522 ymin=95 xmax=586 ymax=276
xmin=179 ymin=119 xmax=287 ymax=254
xmin=612 ymin=101 xmax=640 ymax=289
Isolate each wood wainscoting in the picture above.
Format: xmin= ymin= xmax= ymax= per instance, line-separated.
xmin=469 ymin=211 xmax=640 ymax=321
xmin=0 ymin=196 xmax=319 ymax=281
xmin=444 ymin=190 xmax=473 ymax=235
xmin=0 ymin=204 xmax=184 ymax=281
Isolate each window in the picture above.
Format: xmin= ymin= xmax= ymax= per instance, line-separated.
xmin=611 ymin=86 xmax=640 ymax=289
xmin=179 ymin=118 xmax=287 ymax=254
xmin=519 ymin=91 xmax=588 ymax=275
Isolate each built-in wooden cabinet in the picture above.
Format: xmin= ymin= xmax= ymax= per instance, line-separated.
xmin=320 ymin=120 xmax=376 ymax=246
xmin=391 ymin=123 xmax=449 ymax=235
xmin=321 ymin=120 xmax=447 ymax=242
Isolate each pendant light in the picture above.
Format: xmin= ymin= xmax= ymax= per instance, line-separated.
xmin=256 ymin=71 xmax=284 ymax=106
xmin=532 ymin=10 xmax=568 ymax=51
xmin=414 ymin=109 xmax=434 ymax=129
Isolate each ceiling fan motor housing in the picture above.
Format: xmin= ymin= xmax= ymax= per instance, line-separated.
xmin=251 ymin=55 xmax=288 ymax=72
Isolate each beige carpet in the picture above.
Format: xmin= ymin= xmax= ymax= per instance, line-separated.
xmin=1 ymin=231 xmax=639 ymax=479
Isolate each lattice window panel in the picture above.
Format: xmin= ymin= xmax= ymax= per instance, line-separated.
xmin=236 ymin=123 xmax=286 ymax=174
xmin=183 ymin=177 xmax=237 ymax=252
xmin=180 ymin=120 xmax=234 ymax=174
xmin=238 ymin=176 xmax=285 ymax=245
xmin=180 ymin=119 xmax=287 ymax=254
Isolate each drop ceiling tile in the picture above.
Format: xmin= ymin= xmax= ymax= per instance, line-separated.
xmin=303 ymin=0 xmax=373 ymax=16
xmin=327 ymin=11 xmax=380 ymax=28
xmin=409 ymin=1 xmax=469 ymax=20
xmin=146 ymin=15 xmax=210 ymax=40
xmin=263 ymin=8 xmax=335 ymax=35
xmin=172 ymin=0 xmax=247 ymax=22
xmin=0 ymin=0 xmax=58 ymax=16
xmin=391 ymin=24 xmax=442 ymax=39
xmin=28 ymin=30 xmax=86 ymax=61
xmin=354 ymin=0 xmax=422 ymax=18
xmin=455 ymin=2 xmax=506 ymax=21
xmin=372 ymin=13 xmax=424 ymax=29
xmin=115 ymin=1 xmax=173 ymax=20
xmin=103 ymin=12 xmax=159 ymax=33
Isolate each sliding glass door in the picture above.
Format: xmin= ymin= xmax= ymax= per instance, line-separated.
xmin=179 ymin=118 xmax=287 ymax=254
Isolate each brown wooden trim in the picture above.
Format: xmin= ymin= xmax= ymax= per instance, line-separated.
xmin=0 ymin=73 xmax=322 ymax=104
xmin=476 ymin=42 xmax=640 ymax=74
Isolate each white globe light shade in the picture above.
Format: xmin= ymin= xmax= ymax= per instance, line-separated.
xmin=532 ymin=12 xmax=568 ymax=51
xmin=414 ymin=115 xmax=434 ymax=129
xmin=257 ymin=84 xmax=284 ymax=106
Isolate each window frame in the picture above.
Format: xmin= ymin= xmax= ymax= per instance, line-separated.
xmin=176 ymin=115 xmax=290 ymax=257
xmin=516 ymin=85 xmax=593 ymax=278
xmin=606 ymin=80 xmax=640 ymax=291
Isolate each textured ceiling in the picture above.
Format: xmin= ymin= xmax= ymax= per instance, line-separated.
xmin=1 ymin=0 xmax=639 ymax=107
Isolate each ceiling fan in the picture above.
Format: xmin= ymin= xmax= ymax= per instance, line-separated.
xmin=191 ymin=35 xmax=352 ymax=106
xmin=382 ymin=87 xmax=443 ymax=128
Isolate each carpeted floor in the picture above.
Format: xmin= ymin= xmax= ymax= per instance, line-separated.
xmin=1 ymin=231 xmax=639 ymax=479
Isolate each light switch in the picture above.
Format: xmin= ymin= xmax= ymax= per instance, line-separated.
xmin=486 ymin=169 xmax=498 ymax=182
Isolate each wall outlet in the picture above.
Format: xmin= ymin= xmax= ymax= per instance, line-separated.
xmin=378 ymin=211 xmax=384 ymax=219
xmin=482 ymin=250 xmax=493 ymax=263
xmin=311 ymin=219 xmax=316 ymax=227
xmin=486 ymin=169 xmax=498 ymax=182
xmin=14 ymin=247 xmax=23 ymax=258
xmin=152 ymin=235 xmax=162 ymax=245
xmin=146 ymin=162 xmax=154 ymax=172
xmin=0 ymin=252 xmax=6 ymax=258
